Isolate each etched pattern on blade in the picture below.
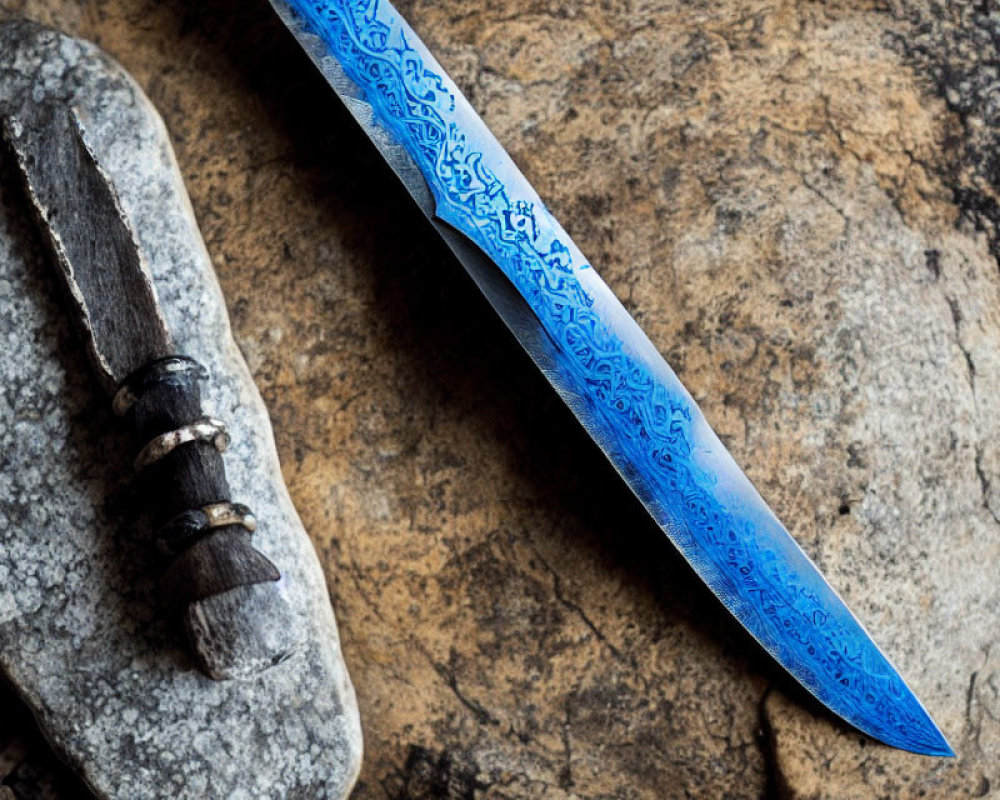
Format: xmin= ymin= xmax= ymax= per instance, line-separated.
xmin=276 ymin=0 xmax=952 ymax=756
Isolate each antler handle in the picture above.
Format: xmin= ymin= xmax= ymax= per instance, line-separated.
xmin=117 ymin=356 xmax=302 ymax=679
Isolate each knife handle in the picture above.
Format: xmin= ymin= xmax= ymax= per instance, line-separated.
xmin=116 ymin=355 xmax=301 ymax=679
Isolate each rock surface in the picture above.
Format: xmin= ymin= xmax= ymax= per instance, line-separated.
xmin=1 ymin=1 xmax=999 ymax=799
xmin=0 ymin=20 xmax=360 ymax=800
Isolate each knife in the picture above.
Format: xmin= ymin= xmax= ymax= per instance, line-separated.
xmin=2 ymin=100 xmax=302 ymax=680
xmin=265 ymin=0 xmax=953 ymax=756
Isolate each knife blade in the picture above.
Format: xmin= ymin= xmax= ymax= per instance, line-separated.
xmin=2 ymin=98 xmax=302 ymax=680
xmin=267 ymin=0 xmax=952 ymax=755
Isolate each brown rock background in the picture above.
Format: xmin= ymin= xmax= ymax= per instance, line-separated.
xmin=1 ymin=1 xmax=998 ymax=798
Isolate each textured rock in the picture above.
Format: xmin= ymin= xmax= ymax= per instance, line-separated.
xmin=1 ymin=1 xmax=999 ymax=799
xmin=0 ymin=20 xmax=360 ymax=799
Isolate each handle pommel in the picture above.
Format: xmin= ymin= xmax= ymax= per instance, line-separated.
xmin=185 ymin=582 xmax=300 ymax=680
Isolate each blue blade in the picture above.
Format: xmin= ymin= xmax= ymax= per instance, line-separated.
xmin=270 ymin=0 xmax=953 ymax=757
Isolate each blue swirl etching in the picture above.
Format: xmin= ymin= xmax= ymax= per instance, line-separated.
xmin=284 ymin=0 xmax=948 ymax=754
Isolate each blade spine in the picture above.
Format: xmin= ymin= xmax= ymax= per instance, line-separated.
xmin=268 ymin=3 xmax=438 ymax=217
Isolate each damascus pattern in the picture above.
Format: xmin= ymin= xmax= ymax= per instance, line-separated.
xmin=276 ymin=0 xmax=952 ymax=756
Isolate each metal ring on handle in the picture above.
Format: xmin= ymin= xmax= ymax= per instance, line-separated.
xmin=134 ymin=417 xmax=229 ymax=471
xmin=113 ymin=355 xmax=206 ymax=417
xmin=156 ymin=502 xmax=258 ymax=554
xmin=201 ymin=501 xmax=257 ymax=533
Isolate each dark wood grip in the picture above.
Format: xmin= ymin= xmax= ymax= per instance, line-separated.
xmin=124 ymin=357 xmax=281 ymax=605
xmin=120 ymin=357 xmax=301 ymax=680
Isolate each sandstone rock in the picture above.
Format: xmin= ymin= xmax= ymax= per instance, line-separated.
xmin=1 ymin=2 xmax=998 ymax=799
xmin=0 ymin=20 xmax=361 ymax=799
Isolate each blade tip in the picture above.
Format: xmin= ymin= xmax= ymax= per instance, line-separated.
xmin=881 ymin=714 xmax=955 ymax=758
xmin=907 ymin=696 xmax=956 ymax=758
xmin=911 ymin=732 xmax=956 ymax=759
xmin=903 ymin=740 xmax=956 ymax=758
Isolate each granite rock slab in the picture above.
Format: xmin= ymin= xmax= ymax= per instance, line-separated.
xmin=0 ymin=20 xmax=361 ymax=799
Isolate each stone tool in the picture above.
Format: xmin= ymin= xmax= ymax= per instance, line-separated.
xmin=2 ymin=97 xmax=301 ymax=681
xmin=0 ymin=21 xmax=361 ymax=797
xmin=265 ymin=0 xmax=953 ymax=756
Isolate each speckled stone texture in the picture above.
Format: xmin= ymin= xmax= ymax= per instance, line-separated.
xmin=0 ymin=2 xmax=998 ymax=799
xmin=0 ymin=20 xmax=360 ymax=800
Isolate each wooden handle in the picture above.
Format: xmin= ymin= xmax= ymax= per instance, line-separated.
xmin=119 ymin=356 xmax=301 ymax=679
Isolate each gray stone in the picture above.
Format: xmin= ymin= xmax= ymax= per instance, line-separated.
xmin=0 ymin=20 xmax=362 ymax=799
